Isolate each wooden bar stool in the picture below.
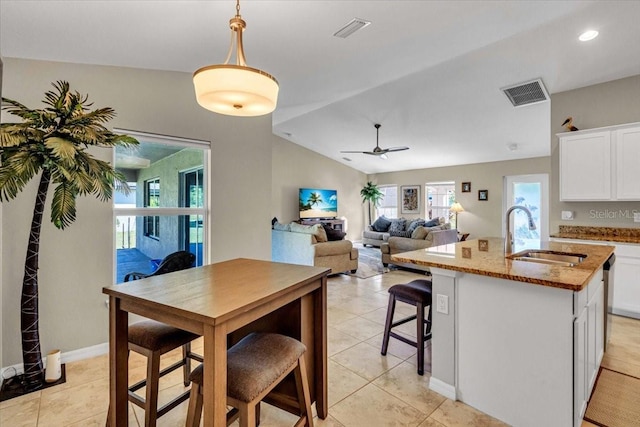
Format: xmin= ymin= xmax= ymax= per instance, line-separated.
xmin=127 ymin=320 xmax=202 ymax=427
xmin=186 ymin=332 xmax=314 ymax=427
xmin=380 ymin=279 xmax=433 ymax=375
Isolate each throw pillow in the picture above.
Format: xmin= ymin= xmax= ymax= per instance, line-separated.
xmin=389 ymin=218 xmax=407 ymax=233
xmin=289 ymin=222 xmax=328 ymax=242
xmin=407 ymin=218 xmax=426 ymax=233
xmin=314 ymin=224 xmax=328 ymax=242
xmin=371 ymin=216 xmax=392 ymax=232
xmin=390 ymin=230 xmax=413 ymax=238
xmin=323 ymin=224 xmax=346 ymax=241
xmin=273 ymin=221 xmax=290 ymax=231
xmin=411 ymin=226 xmax=429 ymax=240
xmin=424 ymin=218 xmax=440 ymax=227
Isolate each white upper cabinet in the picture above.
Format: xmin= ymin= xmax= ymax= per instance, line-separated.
xmin=560 ymin=131 xmax=611 ymax=200
xmin=615 ymin=127 xmax=640 ymax=200
xmin=559 ymin=122 xmax=640 ymax=201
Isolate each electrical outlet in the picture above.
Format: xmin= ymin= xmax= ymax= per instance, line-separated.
xmin=436 ymin=294 xmax=449 ymax=315
xmin=561 ymin=211 xmax=574 ymax=220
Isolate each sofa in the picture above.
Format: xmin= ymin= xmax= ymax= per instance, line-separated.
xmin=362 ymin=225 xmax=390 ymax=247
xmin=271 ymin=223 xmax=358 ymax=275
xmin=363 ymin=216 xmax=445 ymax=248
xmin=381 ymin=227 xmax=459 ymax=271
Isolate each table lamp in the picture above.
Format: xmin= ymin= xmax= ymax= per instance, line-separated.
xmin=450 ymin=202 xmax=464 ymax=229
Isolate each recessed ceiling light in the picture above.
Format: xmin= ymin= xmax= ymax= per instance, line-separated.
xmin=579 ymin=30 xmax=599 ymax=42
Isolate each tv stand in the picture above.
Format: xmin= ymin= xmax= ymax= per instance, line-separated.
xmin=300 ymin=218 xmax=345 ymax=231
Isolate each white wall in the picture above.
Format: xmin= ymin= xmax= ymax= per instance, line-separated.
xmin=369 ymin=157 xmax=551 ymax=239
xmin=1 ymin=58 xmax=274 ymax=366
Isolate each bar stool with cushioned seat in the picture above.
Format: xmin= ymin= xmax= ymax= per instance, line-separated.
xmin=126 ymin=320 xmax=202 ymax=427
xmin=186 ymin=332 xmax=314 ymax=427
xmin=111 ymin=251 xmax=202 ymax=427
xmin=380 ymin=279 xmax=433 ymax=375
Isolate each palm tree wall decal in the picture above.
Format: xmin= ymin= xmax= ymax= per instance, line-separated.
xmin=0 ymin=81 xmax=138 ymax=388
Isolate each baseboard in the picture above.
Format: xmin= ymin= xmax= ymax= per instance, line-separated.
xmin=1 ymin=342 xmax=108 ymax=377
xmin=612 ymin=308 xmax=640 ymax=320
xmin=429 ymin=376 xmax=457 ymax=400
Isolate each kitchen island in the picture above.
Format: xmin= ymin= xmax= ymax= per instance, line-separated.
xmin=392 ymin=238 xmax=614 ymax=427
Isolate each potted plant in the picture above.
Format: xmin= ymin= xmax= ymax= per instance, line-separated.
xmin=360 ymin=181 xmax=383 ymax=225
xmin=0 ymin=81 xmax=138 ymax=390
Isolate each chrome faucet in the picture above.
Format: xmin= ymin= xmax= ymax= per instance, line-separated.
xmin=504 ymin=205 xmax=536 ymax=254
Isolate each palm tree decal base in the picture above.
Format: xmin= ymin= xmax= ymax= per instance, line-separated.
xmin=0 ymin=81 xmax=138 ymax=392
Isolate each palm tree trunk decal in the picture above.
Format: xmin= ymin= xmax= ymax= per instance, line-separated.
xmin=21 ymin=169 xmax=50 ymax=386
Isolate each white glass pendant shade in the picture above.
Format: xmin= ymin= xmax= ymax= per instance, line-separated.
xmin=193 ymin=65 xmax=279 ymax=116
xmin=193 ymin=0 xmax=278 ymax=117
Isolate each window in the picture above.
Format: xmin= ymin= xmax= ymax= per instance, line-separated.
xmin=376 ymin=185 xmax=398 ymax=218
xmin=113 ymin=130 xmax=210 ymax=284
xmin=144 ymin=178 xmax=160 ymax=238
xmin=426 ymin=182 xmax=455 ymax=224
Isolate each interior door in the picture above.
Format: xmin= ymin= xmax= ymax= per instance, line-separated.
xmin=504 ymin=174 xmax=549 ymax=249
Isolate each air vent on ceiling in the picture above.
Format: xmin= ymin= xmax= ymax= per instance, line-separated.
xmin=501 ymin=78 xmax=549 ymax=107
xmin=333 ymin=18 xmax=371 ymax=38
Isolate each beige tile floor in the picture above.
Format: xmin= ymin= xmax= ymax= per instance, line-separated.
xmin=1 ymin=268 xmax=638 ymax=426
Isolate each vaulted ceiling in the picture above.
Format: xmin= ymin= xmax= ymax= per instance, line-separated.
xmin=2 ymin=1 xmax=640 ymax=173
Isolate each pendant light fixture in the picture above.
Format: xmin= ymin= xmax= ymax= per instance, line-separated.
xmin=193 ymin=0 xmax=279 ymax=116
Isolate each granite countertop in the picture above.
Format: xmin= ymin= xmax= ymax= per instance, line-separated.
xmin=550 ymin=225 xmax=640 ymax=244
xmin=391 ymin=237 xmax=615 ymax=291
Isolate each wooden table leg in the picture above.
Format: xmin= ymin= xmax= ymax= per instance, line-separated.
xmin=109 ymin=296 xmax=129 ymax=426
xmin=202 ymin=323 xmax=227 ymax=427
xmin=314 ymin=276 xmax=328 ymax=419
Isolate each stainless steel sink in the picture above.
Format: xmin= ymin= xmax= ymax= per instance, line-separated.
xmin=507 ymin=250 xmax=587 ymax=267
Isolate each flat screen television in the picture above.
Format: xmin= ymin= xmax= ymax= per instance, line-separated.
xmin=299 ymin=188 xmax=338 ymax=219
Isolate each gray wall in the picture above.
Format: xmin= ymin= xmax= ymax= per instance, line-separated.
xmin=550 ymin=74 xmax=640 ymax=231
xmin=370 ymin=157 xmax=551 ymax=239
xmin=1 ymin=58 xmax=275 ymax=366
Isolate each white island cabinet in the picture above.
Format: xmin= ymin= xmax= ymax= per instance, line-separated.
xmin=559 ymin=122 xmax=640 ymax=201
xmin=392 ymin=238 xmax=614 ymax=427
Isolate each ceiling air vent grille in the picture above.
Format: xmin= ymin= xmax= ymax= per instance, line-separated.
xmin=501 ymin=78 xmax=549 ymax=107
xmin=333 ymin=18 xmax=371 ymax=38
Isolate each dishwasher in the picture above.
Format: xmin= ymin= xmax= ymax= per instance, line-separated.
xmin=603 ymin=253 xmax=616 ymax=351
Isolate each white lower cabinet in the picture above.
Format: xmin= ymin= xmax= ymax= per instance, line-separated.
xmin=612 ymin=246 xmax=640 ymax=319
xmin=574 ymin=270 xmax=604 ymax=426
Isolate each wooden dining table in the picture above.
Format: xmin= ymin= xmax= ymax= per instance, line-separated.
xmin=103 ymin=258 xmax=330 ymax=426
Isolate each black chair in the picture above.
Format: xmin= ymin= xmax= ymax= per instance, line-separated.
xmin=380 ymin=279 xmax=433 ymax=375
xmin=122 ymin=250 xmax=201 ymax=427
xmin=124 ymin=250 xmax=196 ymax=282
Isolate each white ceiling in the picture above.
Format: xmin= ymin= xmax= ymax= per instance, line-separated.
xmin=2 ymin=1 xmax=640 ymax=174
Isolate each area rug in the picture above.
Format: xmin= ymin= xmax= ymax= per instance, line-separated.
xmin=350 ymin=243 xmax=389 ymax=279
xmin=584 ymin=368 xmax=640 ymax=427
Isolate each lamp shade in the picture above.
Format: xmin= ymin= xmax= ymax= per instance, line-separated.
xmin=450 ymin=202 xmax=464 ymax=213
xmin=193 ymin=64 xmax=279 ymax=116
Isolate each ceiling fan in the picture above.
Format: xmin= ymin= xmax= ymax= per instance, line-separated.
xmin=341 ymin=124 xmax=409 ymax=160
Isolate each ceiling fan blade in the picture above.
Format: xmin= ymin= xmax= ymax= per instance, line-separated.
xmin=340 ymin=150 xmax=366 ymax=153
xmin=385 ymin=146 xmax=410 ymax=152
xmin=363 ymin=151 xmax=381 ymax=156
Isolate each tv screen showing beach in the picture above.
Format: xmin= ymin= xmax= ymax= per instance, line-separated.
xmin=299 ymin=188 xmax=338 ymax=219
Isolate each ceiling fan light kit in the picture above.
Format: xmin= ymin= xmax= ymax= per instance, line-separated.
xmin=341 ymin=123 xmax=409 ymax=159
xmin=193 ymin=0 xmax=279 ymax=116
